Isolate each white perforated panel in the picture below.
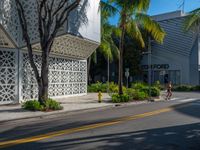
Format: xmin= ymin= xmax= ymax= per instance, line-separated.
xmin=32 ymin=34 xmax=99 ymax=59
xmin=0 ymin=49 xmax=17 ymax=104
xmin=0 ymin=0 xmax=19 ymax=45
xmin=21 ymin=53 xmax=87 ymax=101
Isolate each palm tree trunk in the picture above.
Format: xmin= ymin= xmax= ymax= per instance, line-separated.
xmin=118 ymin=27 xmax=125 ymax=95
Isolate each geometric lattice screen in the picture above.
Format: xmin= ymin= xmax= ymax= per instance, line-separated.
xmin=0 ymin=26 xmax=16 ymax=48
xmin=21 ymin=53 xmax=87 ymax=101
xmin=31 ymin=34 xmax=99 ymax=59
xmin=0 ymin=49 xmax=17 ymax=104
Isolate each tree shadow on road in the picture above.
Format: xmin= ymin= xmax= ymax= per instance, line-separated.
xmin=6 ymin=122 xmax=200 ymax=150
xmin=171 ymin=99 xmax=200 ymax=119
xmin=2 ymin=100 xmax=200 ymax=150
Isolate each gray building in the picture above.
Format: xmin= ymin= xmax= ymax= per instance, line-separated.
xmin=141 ymin=11 xmax=200 ymax=85
xmin=0 ymin=0 xmax=100 ymax=104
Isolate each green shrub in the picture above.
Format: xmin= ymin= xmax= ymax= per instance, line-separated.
xmin=190 ymin=85 xmax=200 ymax=91
xmin=173 ymin=85 xmax=192 ymax=92
xmin=88 ymin=81 xmax=107 ymax=93
xmin=153 ymin=81 xmax=162 ymax=90
xmin=88 ymin=82 xmax=127 ymax=94
xmin=173 ymin=85 xmax=200 ymax=92
xmin=22 ymin=99 xmax=63 ymax=111
xmin=111 ymin=93 xmax=130 ymax=103
xmin=124 ymin=88 xmax=136 ymax=100
xmin=140 ymin=87 xmax=160 ymax=97
xmin=150 ymin=87 xmax=160 ymax=97
xmin=124 ymin=88 xmax=149 ymax=100
xmin=132 ymin=90 xmax=149 ymax=100
xmin=131 ymin=82 xmax=147 ymax=90
xmin=108 ymin=82 xmax=118 ymax=93
xmin=22 ymin=100 xmax=43 ymax=111
xmin=44 ymin=99 xmax=63 ymax=110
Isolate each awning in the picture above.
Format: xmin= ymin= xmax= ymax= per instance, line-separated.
xmin=0 ymin=24 xmax=16 ymax=48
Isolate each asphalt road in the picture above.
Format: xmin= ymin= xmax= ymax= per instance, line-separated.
xmin=0 ymin=92 xmax=200 ymax=150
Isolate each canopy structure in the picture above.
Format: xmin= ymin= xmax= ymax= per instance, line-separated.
xmin=30 ymin=34 xmax=99 ymax=59
xmin=0 ymin=24 xmax=16 ymax=48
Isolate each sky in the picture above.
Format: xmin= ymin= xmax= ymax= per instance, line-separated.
xmin=109 ymin=0 xmax=200 ymax=25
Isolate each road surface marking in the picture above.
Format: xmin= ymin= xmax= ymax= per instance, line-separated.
xmin=170 ymin=98 xmax=199 ymax=102
xmin=0 ymin=104 xmax=189 ymax=148
xmin=181 ymin=98 xmax=199 ymax=102
xmin=170 ymin=98 xmax=180 ymax=101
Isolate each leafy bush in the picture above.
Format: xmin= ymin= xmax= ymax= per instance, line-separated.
xmin=173 ymin=85 xmax=200 ymax=92
xmin=140 ymin=87 xmax=160 ymax=97
xmin=132 ymin=90 xmax=149 ymax=100
xmin=153 ymin=81 xmax=162 ymax=90
xmin=130 ymin=82 xmax=160 ymax=97
xmin=173 ymin=85 xmax=192 ymax=92
xmin=150 ymin=87 xmax=160 ymax=97
xmin=131 ymin=82 xmax=147 ymax=89
xmin=111 ymin=93 xmax=130 ymax=103
xmin=88 ymin=81 xmax=107 ymax=92
xmin=22 ymin=100 xmax=43 ymax=111
xmin=124 ymin=88 xmax=136 ymax=100
xmin=44 ymin=99 xmax=63 ymax=110
xmin=124 ymin=88 xmax=149 ymax=100
xmin=22 ymin=99 xmax=63 ymax=111
xmin=88 ymin=82 xmax=127 ymax=93
xmin=108 ymin=82 xmax=118 ymax=93
xmin=191 ymin=85 xmax=200 ymax=91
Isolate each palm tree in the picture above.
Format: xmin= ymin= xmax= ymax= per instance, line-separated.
xmin=184 ymin=8 xmax=200 ymax=37
xmin=88 ymin=1 xmax=119 ymax=84
xmin=106 ymin=0 xmax=165 ymax=95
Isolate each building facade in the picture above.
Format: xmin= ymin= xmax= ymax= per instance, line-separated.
xmin=0 ymin=0 xmax=100 ymax=104
xmin=141 ymin=11 xmax=200 ymax=85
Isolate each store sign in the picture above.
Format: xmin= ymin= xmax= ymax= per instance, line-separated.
xmin=141 ymin=64 xmax=169 ymax=70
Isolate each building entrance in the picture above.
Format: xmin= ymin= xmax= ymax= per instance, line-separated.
xmin=143 ymin=70 xmax=181 ymax=85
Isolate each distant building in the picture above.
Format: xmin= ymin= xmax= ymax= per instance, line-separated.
xmin=141 ymin=11 xmax=200 ymax=85
xmin=0 ymin=0 xmax=100 ymax=104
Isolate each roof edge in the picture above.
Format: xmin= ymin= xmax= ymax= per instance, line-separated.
xmin=151 ymin=10 xmax=188 ymax=22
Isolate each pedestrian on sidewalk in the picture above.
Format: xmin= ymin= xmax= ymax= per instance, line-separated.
xmin=166 ymin=81 xmax=172 ymax=100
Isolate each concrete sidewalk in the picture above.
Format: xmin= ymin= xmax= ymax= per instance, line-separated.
xmin=0 ymin=93 xmax=147 ymax=123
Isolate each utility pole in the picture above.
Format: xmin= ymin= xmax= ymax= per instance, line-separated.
xmin=107 ymin=55 xmax=110 ymax=93
xmin=142 ymin=37 xmax=153 ymax=101
xmin=148 ymin=36 xmax=152 ymax=101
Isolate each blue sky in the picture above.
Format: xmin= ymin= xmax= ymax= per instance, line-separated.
xmin=109 ymin=0 xmax=200 ymax=25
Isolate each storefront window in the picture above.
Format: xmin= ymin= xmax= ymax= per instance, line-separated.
xmin=142 ymin=70 xmax=181 ymax=85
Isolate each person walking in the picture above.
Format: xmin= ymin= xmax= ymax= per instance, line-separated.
xmin=166 ymin=81 xmax=172 ymax=100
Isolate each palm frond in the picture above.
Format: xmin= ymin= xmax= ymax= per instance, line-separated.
xmin=109 ymin=0 xmax=150 ymax=12
xmin=112 ymin=27 xmax=121 ymax=38
xmin=184 ymin=8 xmax=200 ymax=32
xmin=99 ymin=39 xmax=113 ymax=61
xmin=126 ymin=20 xmax=145 ymax=48
xmin=136 ymin=13 xmax=166 ymax=44
xmin=100 ymin=1 xmax=118 ymax=19
xmin=132 ymin=0 xmax=150 ymax=12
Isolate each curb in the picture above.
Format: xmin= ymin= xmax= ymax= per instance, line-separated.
xmin=0 ymin=105 xmax=115 ymax=124
xmin=0 ymin=98 xmax=166 ymax=124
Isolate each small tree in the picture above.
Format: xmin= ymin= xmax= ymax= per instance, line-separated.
xmin=15 ymin=0 xmax=81 ymax=104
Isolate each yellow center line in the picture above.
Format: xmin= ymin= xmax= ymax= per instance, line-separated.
xmin=0 ymin=106 xmax=180 ymax=148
